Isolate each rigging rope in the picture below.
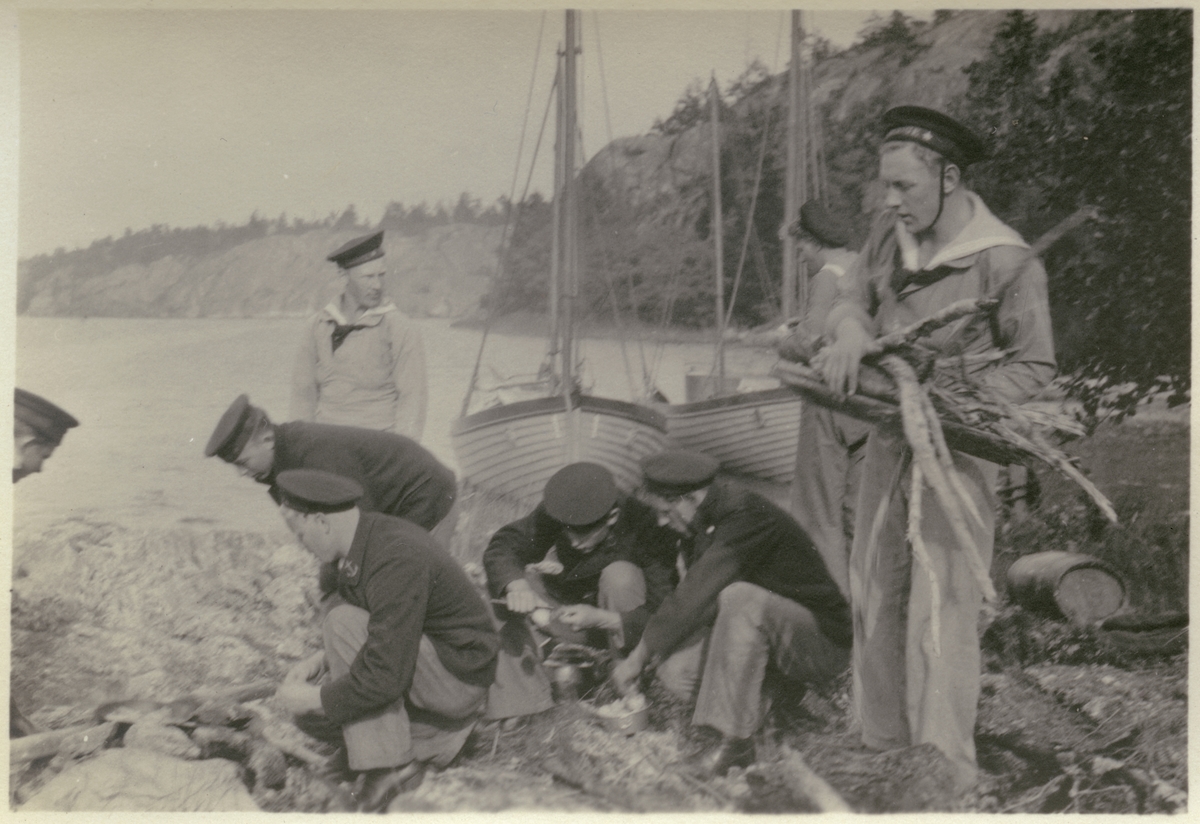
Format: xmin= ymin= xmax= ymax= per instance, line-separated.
xmin=459 ymin=13 xmax=551 ymax=417
xmin=723 ymin=92 xmax=777 ymax=333
xmin=579 ymin=11 xmax=651 ymax=402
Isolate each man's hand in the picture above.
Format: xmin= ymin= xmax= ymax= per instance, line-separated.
xmin=504 ymin=578 xmax=550 ymax=615
xmin=611 ymin=641 xmax=649 ymax=697
xmin=277 ymin=680 xmax=324 ymax=715
xmin=286 ymin=651 xmax=326 ymax=684
xmin=557 ymin=604 xmax=620 ymax=632
xmin=812 ymin=317 xmax=874 ymax=395
xmin=527 ymin=558 xmax=565 ymax=576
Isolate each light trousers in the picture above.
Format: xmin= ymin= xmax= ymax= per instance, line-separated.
xmin=657 ymin=581 xmax=849 ymax=739
xmin=324 ymin=604 xmax=487 ymax=771
xmin=850 ymin=429 xmax=997 ymax=788
xmin=791 ymin=404 xmax=871 ymax=599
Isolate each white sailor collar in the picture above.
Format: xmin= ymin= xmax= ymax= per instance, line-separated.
xmin=320 ymin=301 xmax=398 ymax=326
xmin=903 ymin=191 xmax=1029 ymax=272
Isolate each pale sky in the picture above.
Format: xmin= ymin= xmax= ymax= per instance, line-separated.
xmin=17 ymin=7 xmax=904 ymax=258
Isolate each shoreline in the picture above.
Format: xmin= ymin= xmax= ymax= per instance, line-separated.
xmin=450 ymin=309 xmax=768 ymax=347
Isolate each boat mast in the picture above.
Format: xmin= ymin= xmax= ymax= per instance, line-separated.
xmin=709 ymin=74 xmax=726 ymax=387
xmin=796 ymin=11 xmax=811 ymax=323
xmin=549 ymin=52 xmax=563 ymax=384
xmin=560 ymin=9 xmax=579 ymax=399
xmin=781 ymin=10 xmax=804 ymax=321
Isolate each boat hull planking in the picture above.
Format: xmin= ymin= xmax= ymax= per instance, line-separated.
xmin=452 ymin=394 xmax=669 ymax=509
xmin=662 ymin=388 xmax=802 ymax=484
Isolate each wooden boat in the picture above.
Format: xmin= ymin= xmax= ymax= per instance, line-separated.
xmin=452 ymin=11 xmax=668 ymax=509
xmin=662 ymin=386 xmax=801 ymax=484
xmin=659 ymin=59 xmax=805 ymax=484
xmin=452 ymin=394 xmax=667 ymax=508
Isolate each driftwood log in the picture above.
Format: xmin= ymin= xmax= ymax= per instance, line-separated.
xmin=777 ymin=744 xmax=852 ymax=812
xmin=766 ymin=205 xmax=1098 ymax=346
xmin=11 ymin=722 xmax=117 ymax=765
xmin=13 ymin=679 xmax=279 ymax=766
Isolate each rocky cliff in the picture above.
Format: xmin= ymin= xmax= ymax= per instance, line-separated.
xmin=585 ymin=9 xmax=1081 ymax=229
xmin=21 ymin=224 xmax=502 ymax=319
xmin=18 ymin=10 xmax=1087 ymax=319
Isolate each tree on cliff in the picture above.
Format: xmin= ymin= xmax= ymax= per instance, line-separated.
xmin=961 ymin=9 xmax=1191 ymax=418
xmin=579 ymin=10 xmax=1190 ymax=416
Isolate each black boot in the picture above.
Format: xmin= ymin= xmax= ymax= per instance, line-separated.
xmin=691 ymin=736 xmax=755 ymax=778
xmin=352 ymin=761 xmax=426 ymax=812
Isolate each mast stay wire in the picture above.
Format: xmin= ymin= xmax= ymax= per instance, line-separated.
xmin=722 ymin=86 xmax=777 ymax=334
xmin=592 ymin=12 xmax=658 ymax=401
xmin=706 ymin=14 xmax=786 ymax=380
xmin=571 ymin=11 xmax=643 ymax=403
xmin=704 ymin=127 xmax=769 ymax=387
xmin=751 ymin=222 xmax=781 ymax=309
xmin=460 ymin=13 xmax=553 ymax=417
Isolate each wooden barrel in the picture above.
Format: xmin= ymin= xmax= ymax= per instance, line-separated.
xmin=1006 ymin=551 xmax=1126 ymax=624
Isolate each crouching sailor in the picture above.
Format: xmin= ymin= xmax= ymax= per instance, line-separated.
xmin=12 ymin=388 xmax=80 ymax=738
xmin=483 ymin=462 xmax=677 ymax=721
xmin=273 ymin=469 xmax=498 ymax=811
xmin=612 ymin=450 xmax=851 ymax=778
xmin=204 ymin=394 xmax=458 ymax=546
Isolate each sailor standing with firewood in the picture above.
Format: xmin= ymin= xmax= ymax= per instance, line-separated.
xmin=814 ymin=106 xmax=1056 ymax=790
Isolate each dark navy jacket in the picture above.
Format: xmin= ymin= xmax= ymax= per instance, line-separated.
xmin=320 ymin=512 xmax=498 ymax=726
xmin=640 ymin=479 xmax=852 ymax=660
xmin=483 ymin=496 xmax=679 ymax=650
xmin=266 ymin=420 xmax=455 ymax=531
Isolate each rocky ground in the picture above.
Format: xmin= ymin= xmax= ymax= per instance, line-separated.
xmin=9 ymin=409 xmax=1189 ymax=812
xmin=10 ymin=497 xmax=1186 ymax=814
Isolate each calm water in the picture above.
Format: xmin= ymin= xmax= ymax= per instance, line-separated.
xmin=15 ymin=316 xmax=780 ymax=535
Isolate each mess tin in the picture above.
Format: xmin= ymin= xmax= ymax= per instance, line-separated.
xmin=543 ymin=643 xmax=600 ymax=702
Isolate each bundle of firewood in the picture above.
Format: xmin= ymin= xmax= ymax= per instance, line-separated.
xmin=775 ymin=299 xmax=1116 ymax=647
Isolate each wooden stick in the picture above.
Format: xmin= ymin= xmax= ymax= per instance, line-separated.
xmin=11 ymin=722 xmax=115 ymax=764
xmin=907 ymin=463 xmax=941 ymax=656
xmin=870 ymin=298 xmax=998 ymax=353
xmin=917 ymin=384 xmax=986 ymax=531
xmin=995 ymin=421 xmax=1117 ymax=522
xmin=1030 ymin=205 xmax=1099 ymax=257
xmin=777 ymin=744 xmax=852 ymax=812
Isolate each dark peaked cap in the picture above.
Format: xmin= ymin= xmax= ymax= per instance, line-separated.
xmin=276 ymin=469 xmax=363 ymax=514
xmin=205 ymin=394 xmax=267 ymax=462
xmin=327 ymin=230 xmax=385 ymax=269
xmin=793 ymin=200 xmax=851 ymax=248
xmin=14 ymin=388 xmax=78 ymax=445
xmin=542 ymin=462 xmax=619 ymax=527
xmin=882 ymin=105 xmax=988 ymax=167
xmin=641 ymin=449 xmax=719 ymax=497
